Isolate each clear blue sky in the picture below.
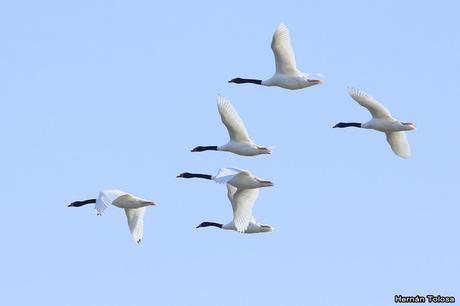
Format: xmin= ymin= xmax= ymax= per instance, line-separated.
xmin=1 ymin=1 xmax=459 ymax=305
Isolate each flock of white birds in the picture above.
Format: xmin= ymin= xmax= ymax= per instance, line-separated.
xmin=68 ymin=23 xmax=416 ymax=243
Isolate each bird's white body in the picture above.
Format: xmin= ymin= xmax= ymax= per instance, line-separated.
xmin=262 ymin=72 xmax=321 ymax=90
xmin=222 ymin=219 xmax=273 ymax=233
xmin=212 ymin=167 xmax=274 ymax=189
xmin=215 ymin=96 xmax=271 ymax=156
xmin=263 ymin=24 xmax=323 ymax=90
xmin=218 ymin=141 xmax=269 ymax=156
xmin=96 ymin=190 xmax=156 ymax=243
xmin=362 ymin=118 xmax=415 ymax=133
xmin=345 ymin=87 xmax=416 ymax=158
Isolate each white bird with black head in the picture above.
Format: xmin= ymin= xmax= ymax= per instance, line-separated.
xmin=176 ymin=167 xmax=273 ymax=189
xmin=196 ymin=184 xmax=274 ymax=234
xmin=229 ymin=23 xmax=323 ymax=90
xmin=191 ymin=95 xmax=272 ymax=156
xmin=68 ymin=190 xmax=156 ymax=243
xmin=333 ymin=87 xmax=416 ymax=158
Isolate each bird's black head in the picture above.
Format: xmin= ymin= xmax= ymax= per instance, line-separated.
xmin=191 ymin=146 xmax=201 ymax=152
xmin=176 ymin=172 xmax=193 ymax=178
xmin=196 ymin=222 xmax=223 ymax=229
xmin=333 ymin=122 xmax=347 ymax=128
xmin=228 ymin=78 xmax=240 ymax=83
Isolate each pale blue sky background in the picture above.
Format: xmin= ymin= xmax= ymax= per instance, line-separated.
xmin=1 ymin=0 xmax=459 ymax=305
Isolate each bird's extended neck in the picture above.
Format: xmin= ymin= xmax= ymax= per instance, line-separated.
xmin=333 ymin=122 xmax=362 ymax=128
xmin=196 ymin=222 xmax=223 ymax=229
xmin=191 ymin=146 xmax=218 ymax=152
xmin=177 ymin=172 xmax=213 ymax=180
xmin=189 ymin=173 xmax=213 ymax=180
xmin=228 ymin=78 xmax=262 ymax=85
xmin=68 ymin=198 xmax=96 ymax=207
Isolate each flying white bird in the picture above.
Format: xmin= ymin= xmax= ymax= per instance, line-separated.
xmin=333 ymin=87 xmax=416 ymax=158
xmin=228 ymin=23 xmax=323 ymax=90
xmin=68 ymin=190 xmax=156 ymax=243
xmin=196 ymin=184 xmax=274 ymax=234
xmin=191 ymin=95 xmax=272 ymax=156
xmin=177 ymin=167 xmax=273 ymax=189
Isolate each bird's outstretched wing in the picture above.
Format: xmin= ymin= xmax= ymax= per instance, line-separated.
xmin=217 ymin=95 xmax=251 ymax=143
xmin=124 ymin=207 xmax=146 ymax=243
xmin=348 ymin=87 xmax=392 ymax=119
xmin=213 ymin=167 xmax=246 ymax=184
xmin=385 ymin=131 xmax=411 ymax=158
xmin=271 ymin=23 xmax=298 ymax=75
xmin=95 ymin=189 xmax=128 ymax=215
xmin=226 ymin=184 xmax=238 ymax=209
xmin=232 ymin=188 xmax=260 ymax=233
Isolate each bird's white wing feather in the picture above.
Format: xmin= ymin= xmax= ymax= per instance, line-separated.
xmin=124 ymin=207 xmax=146 ymax=243
xmin=385 ymin=131 xmax=411 ymax=158
xmin=95 ymin=189 xmax=128 ymax=215
xmin=232 ymin=188 xmax=259 ymax=233
xmin=213 ymin=167 xmax=245 ymax=184
xmin=226 ymin=184 xmax=237 ymax=208
xmin=271 ymin=23 xmax=298 ymax=75
xmin=348 ymin=87 xmax=392 ymax=119
xmin=217 ymin=96 xmax=251 ymax=143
